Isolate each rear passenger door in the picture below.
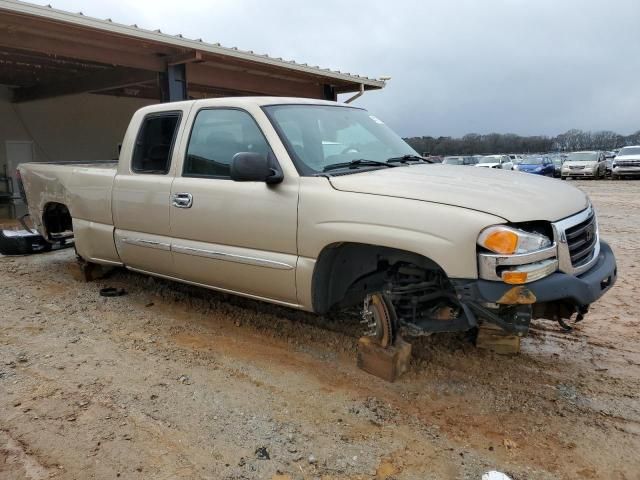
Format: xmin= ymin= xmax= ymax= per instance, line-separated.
xmin=169 ymin=107 xmax=299 ymax=305
xmin=112 ymin=106 xmax=188 ymax=276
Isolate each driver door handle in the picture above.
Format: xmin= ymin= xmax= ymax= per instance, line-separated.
xmin=172 ymin=192 xmax=193 ymax=208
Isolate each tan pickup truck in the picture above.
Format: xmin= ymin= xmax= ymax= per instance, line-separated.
xmin=19 ymin=97 xmax=617 ymax=346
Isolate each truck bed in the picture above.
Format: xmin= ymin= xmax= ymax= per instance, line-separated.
xmin=19 ymin=161 xmax=118 ymax=232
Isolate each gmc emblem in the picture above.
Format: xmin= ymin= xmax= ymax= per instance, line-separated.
xmin=585 ymin=225 xmax=594 ymax=242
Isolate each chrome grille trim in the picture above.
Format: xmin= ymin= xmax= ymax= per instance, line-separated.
xmin=478 ymin=244 xmax=557 ymax=281
xmin=552 ymin=206 xmax=600 ymax=276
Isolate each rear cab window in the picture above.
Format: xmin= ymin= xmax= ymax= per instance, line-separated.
xmin=132 ymin=112 xmax=181 ymax=174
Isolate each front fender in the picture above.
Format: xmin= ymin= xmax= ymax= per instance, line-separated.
xmin=297 ymin=177 xmax=506 ymax=279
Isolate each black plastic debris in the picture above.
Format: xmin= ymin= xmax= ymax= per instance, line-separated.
xmin=99 ymin=287 xmax=127 ymax=297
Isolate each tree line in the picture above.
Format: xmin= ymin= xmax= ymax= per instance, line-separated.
xmin=404 ymin=129 xmax=640 ymax=156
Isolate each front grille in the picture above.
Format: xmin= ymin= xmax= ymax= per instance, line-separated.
xmin=617 ymin=160 xmax=640 ymax=167
xmin=569 ymin=165 xmax=584 ymax=170
xmin=565 ymin=213 xmax=597 ymax=267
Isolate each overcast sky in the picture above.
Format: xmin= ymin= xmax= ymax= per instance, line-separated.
xmin=36 ymin=0 xmax=640 ymax=137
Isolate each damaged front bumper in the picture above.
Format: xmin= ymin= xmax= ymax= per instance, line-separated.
xmin=452 ymin=241 xmax=617 ymax=334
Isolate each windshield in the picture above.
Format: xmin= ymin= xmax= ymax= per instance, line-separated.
xmin=521 ymin=157 xmax=545 ymax=165
xmin=479 ymin=156 xmax=501 ymax=163
xmin=566 ymin=152 xmax=598 ymax=162
xmin=443 ymin=156 xmax=463 ymax=165
xmin=618 ymin=147 xmax=640 ymax=156
xmin=263 ymin=104 xmax=418 ymax=174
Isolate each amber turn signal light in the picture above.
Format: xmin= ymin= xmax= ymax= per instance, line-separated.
xmin=502 ymin=271 xmax=528 ymax=284
xmin=482 ymin=230 xmax=518 ymax=255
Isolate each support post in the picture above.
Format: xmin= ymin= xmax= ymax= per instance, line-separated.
xmin=160 ymin=64 xmax=188 ymax=102
xmin=323 ymin=84 xmax=337 ymax=101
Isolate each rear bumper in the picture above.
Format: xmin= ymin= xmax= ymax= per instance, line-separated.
xmin=455 ymin=241 xmax=617 ymax=307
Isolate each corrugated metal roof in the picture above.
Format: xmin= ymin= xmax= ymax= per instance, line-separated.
xmin=0 ymin=0 xmax=386 ymax=89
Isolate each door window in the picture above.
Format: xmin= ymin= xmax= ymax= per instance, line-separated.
xmin=132 ymin=113 xmax=181 ymax=174
xmin=183 ymin=109 xmax=271 ymax=179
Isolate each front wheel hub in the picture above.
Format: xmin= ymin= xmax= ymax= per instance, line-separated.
xmin=362 ymin=293 xmax=398 ymax=348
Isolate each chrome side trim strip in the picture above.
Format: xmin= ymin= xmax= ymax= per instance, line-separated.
xmin=172 ymin=244 xmax=295 ymax=270
xmin=88 ymin=258 xmax=124 ymax=267
xmin=126 ymin=266 xmax=303 ymax=310
xmin=120 ymin=237 xmax=171 ymax=251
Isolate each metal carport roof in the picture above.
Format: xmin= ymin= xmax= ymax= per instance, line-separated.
xmin=0 ymin=0 xmax=386 ymax=102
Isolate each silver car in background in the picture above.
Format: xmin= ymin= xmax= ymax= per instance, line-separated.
xmin=561 ymin=151 xmax=607 ymax=180
xmin=476 ymin=154 xmax=514 ymax=170
xmin=612 ymin=146 xmax=640 ymax=179
xmin=442 ymin=155 xmax=478 ymax=166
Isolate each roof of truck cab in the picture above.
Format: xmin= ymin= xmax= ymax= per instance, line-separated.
xmin=137 ymin=97 xmax=365 ymax=113
xmin=214 ymin=96 xmax=355 ymax=106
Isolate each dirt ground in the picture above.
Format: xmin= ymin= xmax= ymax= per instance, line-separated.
xmin=1 ymin=179 xmax=639 ymax=480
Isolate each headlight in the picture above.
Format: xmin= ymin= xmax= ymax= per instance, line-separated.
xmin=478 ymin=225 xmax=552 ymax=255
xmin=477 ymin=225 xmax=558 ymax=284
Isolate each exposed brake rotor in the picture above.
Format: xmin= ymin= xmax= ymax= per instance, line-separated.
xmin=361 ymin=293 xmax=397 ymax=348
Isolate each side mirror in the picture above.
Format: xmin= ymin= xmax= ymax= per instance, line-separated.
xmin=230 ymin=152 xmax=283 ymax=184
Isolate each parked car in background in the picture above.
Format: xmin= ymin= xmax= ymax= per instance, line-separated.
xmin=442 ymin=156 xmax=478 ymax=166
xmin=612 ymin=146 xmax=640 ymax=179
xmin=550 ymin=155 xmax=564 ymax=177
xmin=476 ymin=154 xmax=513 ymax=170
xmin=604 ymin=151 xmax=616 ymax=176
xmin=515 ymin=155 xmax=555 ymax=177
xmin=561 ymin=151 xmax=607 ymax=180
xmin=508 ymin=154 xmax=523 ymax=164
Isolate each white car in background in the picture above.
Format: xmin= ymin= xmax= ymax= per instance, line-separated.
xmin=442 ymin=155 xmax=478 ymax=166
xmin=561 ymin=151 xmax=607 ymax=180
xmin=476 ymin=154 xmax=514 ymax=170
xmin=612 ymin=146 xmax=640 ymax=179
xmin=509 ymin=154 xmax=523 ymax=164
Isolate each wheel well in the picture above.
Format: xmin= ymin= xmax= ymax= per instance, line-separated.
xmin=42 ymin=202 xmax=73 ymax=239
xmin=311 ymin=242 xmax=447 ymax=314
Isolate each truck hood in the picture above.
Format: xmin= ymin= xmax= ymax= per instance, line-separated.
xmin=328 ymin=164 xmax=588 ymax=222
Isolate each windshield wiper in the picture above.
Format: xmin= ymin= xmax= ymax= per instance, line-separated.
xmin=386 ymin=154 xmax=431 ymax=164
xmin=322 ymin=159 xmax=397 ymax=172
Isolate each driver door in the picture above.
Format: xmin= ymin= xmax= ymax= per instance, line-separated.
xmin=169 ymin=107 xmax=299 ymax=305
